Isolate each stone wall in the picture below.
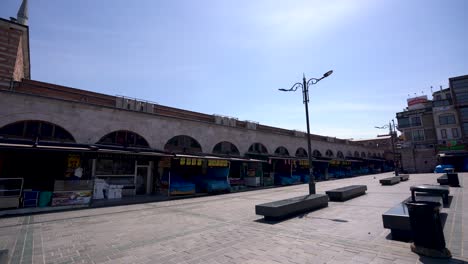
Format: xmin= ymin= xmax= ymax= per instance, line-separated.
xmin=0 ymin=90 xmax=382 ymax=158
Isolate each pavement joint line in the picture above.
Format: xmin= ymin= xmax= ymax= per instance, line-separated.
xmin=9 ymin=216 xmax=32 ymax=264
xmin=2 ymin=173 xmax=468 ymax=263
xmin=0 ymin=187 xmax=298 ymax=229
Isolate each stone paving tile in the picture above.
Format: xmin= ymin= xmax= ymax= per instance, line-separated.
xmin=1 ymin=172 xmax=468 ymax=264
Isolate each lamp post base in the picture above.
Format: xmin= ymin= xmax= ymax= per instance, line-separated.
xmin=309 ymin=182 xmax=316 ymax=195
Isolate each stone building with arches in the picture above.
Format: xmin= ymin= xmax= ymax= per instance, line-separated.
xmin=0 ymin=78 xmax=386 ymax=208
xmin=0 ymin=2 xmax=385 ymax=211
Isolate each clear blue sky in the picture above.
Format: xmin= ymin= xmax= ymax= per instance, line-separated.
xmin=2 ymin=0 xmax=467 ymax=139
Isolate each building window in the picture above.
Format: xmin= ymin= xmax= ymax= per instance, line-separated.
xmin=412 ymin=129 xmax=425 ymax=141
xmin=213 ymin=141 xmax=240 ymax=155
xmin=275 ymin=146 xmax=290 ymax=156
xmin=410 ymin=116 xmax=422 ymax=126
xmin=441 ymin=129 xmax=447 ymax=139
xmin=165 ymin=135 xmax=202 ymax=153
xmin=247 ymin=143 xmax=268 ymax=154
xmin=435 ymin=95 xmax=442 ymax=101
xmin=439 ymin=114 xmax=456 ymax=125
xmin=446 ymin=93 xmax=451 ymax=99
xmin=398 ymin=117 xmax=410 ymax=128
xmin=0 ymin=120 xmax=75 ymax=142
xmin=98 ymin=130 xmax=150 ymax=148
xmin=452 ymin=128 xmax=459 ymax=138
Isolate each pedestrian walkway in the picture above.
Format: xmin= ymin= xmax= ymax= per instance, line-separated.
xmin=0 ymin=172 xmax=467 ymax=264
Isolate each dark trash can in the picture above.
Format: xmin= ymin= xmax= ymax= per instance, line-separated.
xmin=405 ymin=201 xmax=445 ymax=250
xmin=447 ymin=173 xmax=460 ymax=187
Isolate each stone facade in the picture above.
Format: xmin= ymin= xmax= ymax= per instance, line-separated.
xmin=0 ymin=85 xmax=381 ymax=158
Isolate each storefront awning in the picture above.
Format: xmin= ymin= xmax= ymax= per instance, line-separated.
xmin=438 ymin=151 xmax=468 ymax=157
xmin=174 ymin=154 xmax=266 ymax=163
xmin=362 ymin=158 xmax=386 ymax=162
xmin=268 ymin=156 xmax=298 ymax=160
xmin=345 ymin=159 xmax=364 ymax=163
xmin=0 ymin=140 xmax=90 ymax=151
xmin=0 ymin=139 xmax=173 ymax=156
xmin=0 ymin=142 xmax=34 ymax=148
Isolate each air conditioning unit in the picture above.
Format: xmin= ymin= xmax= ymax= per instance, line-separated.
xmin=228 ymin=118 xmax=237 ymax=127
xmin=115 ymin=97 xmax=124 ymax=108
xmin=125 ymin=99 xmax=136 ymax=110
xmin=221 ymin=117 xmax=230 ymax=126
xmin=214 ymin=115 xmax=223 ymax=125
xmin=246 ymin=121 xmax=257 ymax=130
xmin=136 ymin=101 xmax=145 ymax=112
xmin=294 ymin=130 xmax=305 ymax=137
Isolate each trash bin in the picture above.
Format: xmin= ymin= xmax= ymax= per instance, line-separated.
xmin=447 ymin=173 xmax=460 ymax=187
xmin=405 ymin=201 xmax=445 ymax=250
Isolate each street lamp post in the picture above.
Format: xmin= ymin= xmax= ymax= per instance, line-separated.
xmin=375 ymin=120 xmax=399 ymax=176
xmin=279 ymin=70 xmax=333 ymax=195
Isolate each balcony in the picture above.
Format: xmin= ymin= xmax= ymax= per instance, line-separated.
xmin=433 ymin=99 xmax=453 ymax=107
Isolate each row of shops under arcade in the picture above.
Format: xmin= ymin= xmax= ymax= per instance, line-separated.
xmin=0 ymin=121 xmax=389 ymax=214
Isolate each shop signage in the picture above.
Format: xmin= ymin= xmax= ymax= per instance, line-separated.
xmin=159 ymin=157 xmax=172 ymax=168
xmin=329 ymin=160 xmax=351 ymax=166
xmin=65 ymin=154 xmax=81 ymax=178
xmin=51 ymin=190 xmax=92 ymax=206
xmin=407 ymin=95 xmax=428 ymax=110
xmin=180 ymin=158 xmax=203 ymax=166
xmin=438 ymin=144 xmax=465 ymax=151
xmin=433 ymin=106 xmax=450 ymax=112
xmin=207 ymin=159 xmax=228 ymax=167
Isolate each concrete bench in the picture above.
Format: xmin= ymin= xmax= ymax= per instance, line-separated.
xmin=447 ymin=173 xmax=460 ymax=187
xmin=437 ymin=175 xmax=448 ymax=185
xmin=0 ymin=249 xmax=8 ymax=264
xmin=410 ymin=185 xmax=449 ymax=205
xmin=325 ymin=185 xmax=367 ymax=201
xmin=399 ymin=174 xmax=409 ymax=181
xmin=380 ymin=177 xmax=401 ymax=185
xmin=255 ymin=194 xmax=328 ymax=220
xmin=382 ymin=195 xmax=443 ymax=240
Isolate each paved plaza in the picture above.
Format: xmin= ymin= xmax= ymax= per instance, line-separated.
xmin=1 ymin=172 xmax=468 ymax=264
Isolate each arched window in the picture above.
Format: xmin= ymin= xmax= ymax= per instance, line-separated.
xmin=368 ymin=152 xmax=372 ymax=158
xmin=361 ymin=152 xmax=366 ymax=158
xmin=312 ymin=150 xmax=322 ymax=157
xmin=0 ymin=120 xmax=75 ymax=142
xmin=325 ymin=149 xmax=334 ymax=158
xmin=164 ymin=135 xmax=202 ymax=153
xmin=274 ymin=146 xmax=290 ymax=156
xmin=247 ymin=143 xmax=268 ymax=154
xmin=212 ymin=141 xmax=240 ymax=156
xmin=98 ymin=130 xmax=149 ymax=148
xmin=295 ymin=148 xmax=308 ymax=158
xmin=354 ymin=151 xmax=360 ymax=158
xmin=346 ymin=151 xmax=353 ymax=158
xmin=337 ymin=151 xmax=344 ymax=159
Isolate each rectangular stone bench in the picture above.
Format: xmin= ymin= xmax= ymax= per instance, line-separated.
xmin=380 ymin=177 xmax=401 ymax=185
xmin=437 ymin=175 xmax=448 ymax=185
xmin=410 ymin=184 xmax=450 ymax=205
xmin=447 ymin=173 xmax=460 ymax=187
xmin=382 ymin=195 xmax=443 ymax=240
xmin=0 ymin=249 xmax=8 ymax=264
xmin=399 ymin=174 xmax=409 ymax=181
xmin=255 ymin=194 xmax=328 ymax=221
xmin=325 ymin=185 xmax=367 ymax=201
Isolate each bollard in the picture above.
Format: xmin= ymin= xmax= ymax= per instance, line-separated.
xmin=405 ymin=201 xmax=451 ymax=258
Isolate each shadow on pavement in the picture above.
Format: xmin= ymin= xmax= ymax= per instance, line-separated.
xmin=254 ymin=213 xmax=349 ymax=225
